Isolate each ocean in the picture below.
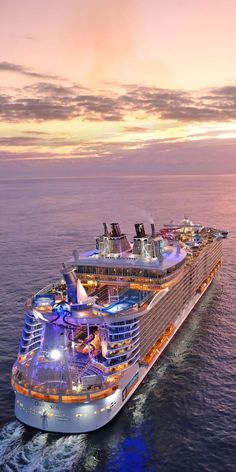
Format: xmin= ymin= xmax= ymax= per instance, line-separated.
xmin=0 ymin=175 xmax=235 ymax=472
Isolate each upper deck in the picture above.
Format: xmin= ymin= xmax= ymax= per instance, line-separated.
xmin=74 ymin=244 xmax=186 ymax=272
xmin=71 ymin=222 xmax=187 ymax=288
xmin=27 ymin=220 xmax=227 ymax=322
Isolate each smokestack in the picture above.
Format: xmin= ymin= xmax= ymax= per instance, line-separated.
xmin=103 ymin=222 xmax=109 ymax=236
xmin=111 ymin=223 xmax=121 ymax=237
xmin=154 ymin=238 xmax=164 ymax=263
xmin=151 ymin=223 xmax=156 ymax=238
xmin=134 ymin=223 xmax=146 ymax=238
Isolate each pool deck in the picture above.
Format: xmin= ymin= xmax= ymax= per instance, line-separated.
xmin=102 ymin=289 xmax=151 ymax=314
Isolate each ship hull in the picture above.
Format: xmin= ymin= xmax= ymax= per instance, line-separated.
xmin=15 ymin=275 xmax=215 ymax=433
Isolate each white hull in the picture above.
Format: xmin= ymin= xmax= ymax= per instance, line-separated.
xmin=15 ymin=276 xmax=213 ymax=433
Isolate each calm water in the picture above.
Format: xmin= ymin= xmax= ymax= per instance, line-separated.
xmin=0 ymin=175 xmax=235 ymax=472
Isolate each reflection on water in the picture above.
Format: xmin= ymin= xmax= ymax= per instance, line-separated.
xmin=0 ymin=175 xmax=235 ymax=471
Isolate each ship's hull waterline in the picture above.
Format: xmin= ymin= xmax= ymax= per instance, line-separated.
xmin=15 ymin=273 xmax=215 ymax=433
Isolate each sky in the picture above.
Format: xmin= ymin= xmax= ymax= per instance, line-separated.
xmin=0 ymin=0 xmax=236 ymax=178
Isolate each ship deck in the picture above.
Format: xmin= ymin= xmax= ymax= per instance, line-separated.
xmin=74 ymin=245 xmax=186 ymax=272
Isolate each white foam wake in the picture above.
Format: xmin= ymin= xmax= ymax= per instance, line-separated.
xmin=0 ymin=421 xmax=87 ymax=472
xmin=8 ymin=432 xmax=48 ymax=472
xmin=0 ymin=421 xmax=24 ymax=468
xmin=37 ymin=434 xmax=86 ymax=472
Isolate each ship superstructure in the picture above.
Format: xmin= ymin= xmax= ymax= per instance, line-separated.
xmin=12 ymin=220 xmax=227 ymax=433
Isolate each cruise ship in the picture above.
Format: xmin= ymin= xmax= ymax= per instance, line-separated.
xmin=12 ymin=219 xmax=228 ymax=433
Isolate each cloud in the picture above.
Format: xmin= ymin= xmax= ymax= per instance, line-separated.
xmin=0 ymin=136 xmax=42 ymax=146
xmin=119 ymin=85 xmax=236 ymax=122
xmin=0 ymin=62 xmax=60 ymax=80
xmin=123 ymin=126 xmax=150 ymax=133
xmin=0 ymin=82 xmax=122 ymax=122
xmin=23 ymin=130 xmax=49 ymax=135
xmin=0 ymin=134 xmax=86 ymax=148
xmin=1 ymin=81 xmax=236 ymax=124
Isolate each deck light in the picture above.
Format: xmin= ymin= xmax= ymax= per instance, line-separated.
xmin=50 ymin=349 xmax=61 ymax=360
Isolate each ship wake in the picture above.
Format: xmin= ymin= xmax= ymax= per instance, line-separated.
xmin=0 ymin=421 xmax=86 ymax=472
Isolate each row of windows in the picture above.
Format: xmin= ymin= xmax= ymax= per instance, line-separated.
xmin=107 ymin=341 xmax=138 ymax=357
xmin=20 ymin=311 xmax=43 ymax=354
xmin=108 ymin=331 xmax=139 ymax=342
xmin=77 ymin=263 xmax=184 ymax=280
xmin=106 ymin=349 xmax=140 ymax=368
xmin=110 ymin=319 xmax=138 ymax=327
xmin=106 ymin=345 xmax=139 ymax=365
xmin=108 ymin=324 xmax=139 ymax=335
xmin=22 ymin=329 xmax=42 ymax=339
xmin=20 ymin=340 xmax=41 ymax=354
xmin=24 ymin=323 xmax=42 ymax=333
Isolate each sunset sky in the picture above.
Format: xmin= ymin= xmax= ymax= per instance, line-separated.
xmin=1 ymin=0 xmax=236 ymax=177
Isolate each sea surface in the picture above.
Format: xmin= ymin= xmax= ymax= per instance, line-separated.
xmin=0 ymin=175 xmax=235 ymax=472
